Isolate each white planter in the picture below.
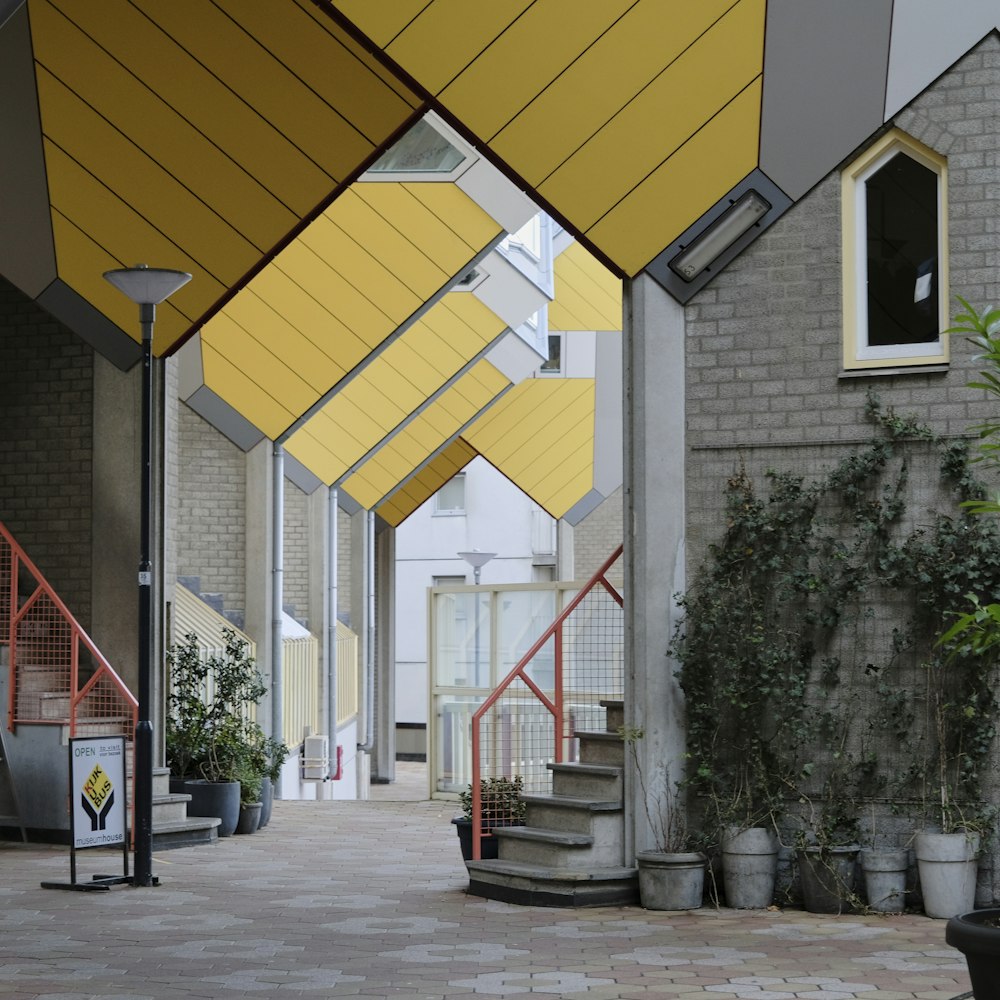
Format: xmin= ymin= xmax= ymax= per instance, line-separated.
xmin=636 ymin=851 xmax=706 ymax=910
xmin=915 ymin=831 xmax=980 ymax=919
xmin=722 ymin=827 xmax=778 ymax=909
xmin=860 ymin=848 xmax=908 ymax=913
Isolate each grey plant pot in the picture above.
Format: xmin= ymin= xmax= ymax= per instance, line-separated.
xmin=636 ymin=851 xmax=706 ymax=910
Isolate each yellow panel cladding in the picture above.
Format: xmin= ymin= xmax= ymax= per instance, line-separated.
xmin=438 ymin=0 xmax=634 ymax=141
xmin=400 ymin=183 xmax=503 ymax=260
xmin=538 ymin=0 xmax=765 ymax=233
xmin=376 ymin=1 xmax=535 ymax=95
xmin=129 ymin=0 xmax=374 ymax=182
xmin=548 ymin=244 xmax=622 ymax=332
xmin=216 ymin=0 xmax=421 ymax=137
xmin=342 ymin=361 xmax=509 ymax=507
xmin=298 ymin=213 xmax=423 ymax=327
xmin=202 ymin=313 xmax=321 ymax=418
xmin=587 ymin=78 xmax=762 ymax=275
xmin=376 ymin=439 xmax=479 ymax=528
xmin=201 ymin=341 xmax=296 ymax=439
xmin=490 ymin=0 xmax=738 ymax=185
xmin=329 ymin=0 xmax=432 ymax=50
xmin=36 ymin=0 xmax=330 ymax=216
xmin=49 ymin=210 xmax=192 ymax=353
xmin=38 ymin=71 xmax=260 ymax=286
xmin=338 ymin=187 xmax=450 ymax=294
xmin=29 ymin=5 xmax=296 ymax=252
xmin=466 ymin=380 xmax=595 ymax=517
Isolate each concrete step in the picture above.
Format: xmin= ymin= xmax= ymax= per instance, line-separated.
xmin=492 ymin=825 xmax=623 ymax=868
xmin=548 ymin=761 xmax=622 ymax=800
xmin=601 ymin=699 xmax=624 ymax=734
xmin=466 ymin=858 xmax=638 ymax=907
xmin=576 ymin=730 xmax=625 ymax=766
xmin=152 ymin=815 xmax=221 ymax=851
xmin=521 ymin=794 xmax=623 ymax=835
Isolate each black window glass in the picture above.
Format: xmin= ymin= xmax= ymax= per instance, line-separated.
xmin=865 ymin=153 xmax=938 ymax=347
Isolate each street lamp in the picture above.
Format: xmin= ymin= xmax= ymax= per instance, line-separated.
xmin=103 ymin=264 xmax=191 ymax=888
xmin=458 ymin=550 xmax=495 ymax=686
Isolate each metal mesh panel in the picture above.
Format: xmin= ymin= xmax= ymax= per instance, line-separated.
xmin=0 ymin=535 xmax=10 ymax=645
xmin=479 ymin=676 xmax=556 ymax=802
xmin=13 ymin=593 xmax=73 ymax=723
xmin=75 ymin=672 xmax=137 ymax=739
xmin=470 ymin=548 xmax=623 ymax=857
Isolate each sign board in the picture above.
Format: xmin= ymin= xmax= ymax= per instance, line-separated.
xmin=70 ymin=736 xmax=126 ymax=849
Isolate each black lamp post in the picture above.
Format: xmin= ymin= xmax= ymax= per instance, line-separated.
xmin=103 ymin=264 xmax=191 ymax=888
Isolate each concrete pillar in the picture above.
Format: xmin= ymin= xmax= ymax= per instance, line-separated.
xmin=556 ymin=519 xmax=575 ymax=581
xmin=244 ymin=440 xmax=274 ymax=732
xmin=622 ymin=274 xmax=687 ymax=858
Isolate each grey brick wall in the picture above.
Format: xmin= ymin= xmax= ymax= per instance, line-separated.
xmin=0 ymin=276 xmax=93 ymax=625
xmin=684 ymin=35 xmax=1000 ymax=573
xmin=175 ymin=402 xmax=246 ymax=619
xmin=283 ymin=478 xmax=309 ymax=626
xmin=572 ymin=486 xmax=623 ymax=582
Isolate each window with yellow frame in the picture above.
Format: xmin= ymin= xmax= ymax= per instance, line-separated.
xmin=842 ymin=129 xmax=949 ymax=370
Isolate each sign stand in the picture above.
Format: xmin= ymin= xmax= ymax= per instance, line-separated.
xmin=41 ymin=736 xmax=134 ymax=891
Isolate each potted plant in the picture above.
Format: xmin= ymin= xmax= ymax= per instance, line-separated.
xmin=166 ymin=629 xmax=269 ymax=838
xmin=452 ymin=775 xmax=526 ymax=862
xmin=623 ymin=728 xmax=706 ymax=910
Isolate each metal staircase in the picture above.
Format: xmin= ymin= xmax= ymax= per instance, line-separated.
xmin=0 ymin=520 xmax=217 ymax=847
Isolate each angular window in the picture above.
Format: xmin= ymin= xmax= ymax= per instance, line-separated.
xmin=842 ymin=130 xmax=948 ymax=369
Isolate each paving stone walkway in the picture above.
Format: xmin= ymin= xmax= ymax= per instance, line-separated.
xmin=0 ymin=795 xmax=973 ymax=999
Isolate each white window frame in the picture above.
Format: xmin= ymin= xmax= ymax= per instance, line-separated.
xmin=433 ymin=473 xmax=466 ymax=516
xmin=841 ymin=129 xmax=949 ymax=370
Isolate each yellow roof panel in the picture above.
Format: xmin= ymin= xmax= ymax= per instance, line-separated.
xmin=489 ymin=0 xmax=738 ymax=185
xmin=19 ymin=0 xmax=423 ymax=354
xmin=548 ymin=244 xmax=622 ymax=333
xmin=341 ymin=360 xmax=510 ymax=507
xmin=280 ymin=296 xmax=507 ymax=485
xmin=465 ymin=379 xmax=595 ymax=518
xmin=376 ymin=438 xmax=479 ymax=528
xmin=536 ymin=0 xmax=765 ymax=234
xmin=586 ymin=77 xmax=762 ymax=275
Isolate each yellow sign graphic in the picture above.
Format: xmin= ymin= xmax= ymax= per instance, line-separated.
xmin=81 ymin=763 xmax=115 ymax=830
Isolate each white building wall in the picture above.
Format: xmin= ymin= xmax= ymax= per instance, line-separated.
xmin=394 ymin=456 xmax=556 ymax=746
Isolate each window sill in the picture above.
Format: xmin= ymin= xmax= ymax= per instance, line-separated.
xmin=838 ymin=363 xmax=949 ymax=379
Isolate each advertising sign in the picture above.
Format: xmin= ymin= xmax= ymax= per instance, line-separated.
xmin=70 ymin=736 xmax=126 ymax=849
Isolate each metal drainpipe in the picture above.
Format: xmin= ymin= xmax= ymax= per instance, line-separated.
xmin=327 ymin=487 xmax=339 ymax=778
xmin=271 ymin=443 xmax=284 ymax=796
xmin=357 ymin=509 xmax=376 ymax=756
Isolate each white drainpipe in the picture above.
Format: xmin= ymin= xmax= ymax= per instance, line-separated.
xmin=327 ymin=487 xmax=339 ymax=776
xmin=271 ymin=442 xmax=284 ymax=794
xmin=357 ymin=510 xmax=376 ymax=755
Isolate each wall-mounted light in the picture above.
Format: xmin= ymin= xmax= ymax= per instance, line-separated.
xmin=669 ymin=190 xmax=771 ymax=282
xmin=644 ymin=170 xmax=792 ymax=304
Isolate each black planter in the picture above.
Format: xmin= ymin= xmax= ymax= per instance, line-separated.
xmin=185 ymin=779 xmax=241 ymax=837
xmin=235 ymin=801 xmax=262 ymax=835
xmin=452 ymin=817 xmax=526 ymax=862
xmin=946 ymin=908 xmax=1000 ymax=1000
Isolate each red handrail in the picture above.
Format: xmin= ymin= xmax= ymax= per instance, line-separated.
xmin=469 ymin=545 xmax=623 ymax=860
xmin=1 ymin=522 xmax=137 ymax=804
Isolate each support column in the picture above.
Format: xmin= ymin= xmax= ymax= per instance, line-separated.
xmin=373 ymin=524 xmax=395 ymax=783
xmin=349 ymin=508 xmax=371 ymax=798
xmin=623 ymin=274 xmax=687 ymax=859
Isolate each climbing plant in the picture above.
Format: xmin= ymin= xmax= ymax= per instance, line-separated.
xmin=673 ymin=392 xmax=1000 ymax=846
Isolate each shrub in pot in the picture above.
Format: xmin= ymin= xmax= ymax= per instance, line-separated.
xmin=453 ymin=775 xmax=526 ymax=862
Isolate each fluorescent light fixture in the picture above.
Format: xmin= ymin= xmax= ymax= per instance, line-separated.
xmin=669 ymin=190 xmax=771 ymax=282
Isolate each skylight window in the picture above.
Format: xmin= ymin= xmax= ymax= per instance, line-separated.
xmin=368 ymin=119 xmax=466 ymax=176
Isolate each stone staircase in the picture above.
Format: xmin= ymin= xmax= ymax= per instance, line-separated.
xmin=465 ymin=699 xmax=639 ymax=907
xmin=151 ymin=768 xmax=220 ymax=850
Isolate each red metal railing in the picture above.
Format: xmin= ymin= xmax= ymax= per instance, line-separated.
xmin=469 ymin=545 xmax=624 ymax=860
xmin=1 ymin=520 xmax=137 ymax=743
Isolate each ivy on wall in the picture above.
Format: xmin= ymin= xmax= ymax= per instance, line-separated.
xmin=674 ymin=392 xmax=1000 ymax=845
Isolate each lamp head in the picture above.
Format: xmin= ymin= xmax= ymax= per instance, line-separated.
xmin=103 ymin=264 xmax=192 ymax=305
